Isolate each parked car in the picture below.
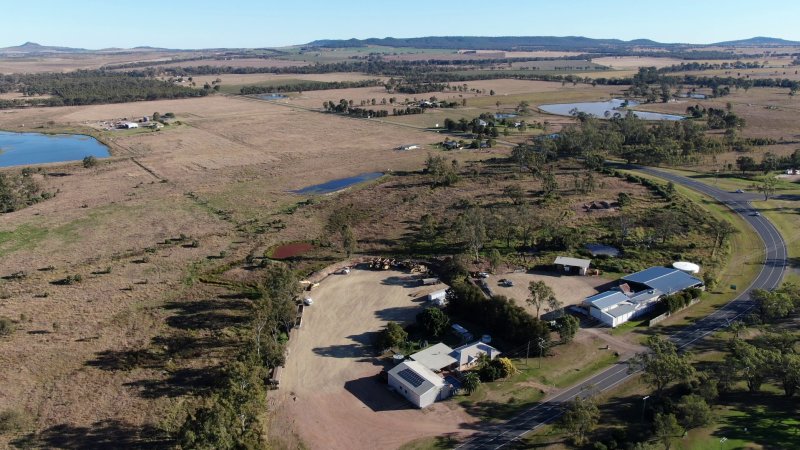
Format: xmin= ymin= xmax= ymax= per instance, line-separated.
xmin=498 ymin=279 xmax=514 ymax=287
xmin=303 ymin=297 xmax=314 ymax=306
xmin=477 ymin=272 xmax=489 ymax=279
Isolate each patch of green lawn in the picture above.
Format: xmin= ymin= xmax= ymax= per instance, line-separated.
xmin=0 ymin=224 xmax=49 ymax=257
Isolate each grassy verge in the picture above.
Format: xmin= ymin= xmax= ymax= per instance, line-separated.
xmin=652 ymin=167 xmax=800 ymax=286
xmin=454 ymin=337 xmax=619 ymax=423
xmin=682 ymin=393 xmax=800 ymax=450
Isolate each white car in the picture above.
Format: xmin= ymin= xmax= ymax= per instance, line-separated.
xmin=303 ymin=297 xmax=314 ymax=306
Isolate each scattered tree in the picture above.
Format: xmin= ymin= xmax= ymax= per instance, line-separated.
xmin=629 ymin=335 xmax=696 ymax=396
xmin=653 ymin=413 xmax=683 ymax=450
xmin=527 ymin=280 xmax=556 ymax=318
xmin=416 ymin=307 xmax=450 ymax=338
xmin=558 ymin=396 xmax=600 ymax=446
xmin=376 ymin=322 xmax=408 ymax=350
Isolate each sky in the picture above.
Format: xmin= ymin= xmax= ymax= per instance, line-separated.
xmin=2 ymin=0 xmax=799 ymax=49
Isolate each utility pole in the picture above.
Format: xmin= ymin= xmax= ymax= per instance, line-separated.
xmin=537 ymin=337 xmax=546 ymax=369
xmin=526 ymin=341 xmax=530 ymax=366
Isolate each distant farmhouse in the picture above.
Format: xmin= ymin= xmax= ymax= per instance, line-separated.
xmin=583 ymin=266 xmax=703 ymax=327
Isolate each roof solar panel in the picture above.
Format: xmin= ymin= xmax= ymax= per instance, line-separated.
xmin=399 ymin=368 xmax=425 ymax=387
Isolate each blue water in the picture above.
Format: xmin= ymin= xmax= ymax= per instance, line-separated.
xmin=0 ymin=131 xmax=110 ymax=168
xmin=539 ymin=99 xmax=684 ymax=121
xmin=494 ymin=113 xmax=518 ymax=119
xmin=257 ymin=93 xmax=287 ymax=100
xmin=292 ymin=172 xmax=384 ymax=195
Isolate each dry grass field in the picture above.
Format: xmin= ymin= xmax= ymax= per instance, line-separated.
xmin=184 ymin=72 xmax=382 ymax=87
xmin=158 ymin=58 xmax=309 ymax=69
xmin=590 ymin=56 xmax=685 ymax=69
xmin=0 ymin=93 xmax=448 ymax=447
xmin=0 ymin=51 xmax=195 ymax=74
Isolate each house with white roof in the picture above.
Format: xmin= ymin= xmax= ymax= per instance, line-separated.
xmin=451 ymin=342 xmax=501 ymax=370
xmin=387 ymin=360 xmax=451 ymax=408
xmin=410 ymin=342 xmax=457 ymax=372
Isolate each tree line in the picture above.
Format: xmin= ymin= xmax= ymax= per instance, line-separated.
xmin=174 ymin=264 xmax=300 ymax=448
xmin=239 ymin=79 xmax=382 ymax=95
xmin=0 ymin=70 xmax=207 ymax=108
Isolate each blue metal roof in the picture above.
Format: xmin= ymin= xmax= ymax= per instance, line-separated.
xmin=585 ymin=291 xmax=629 ymax=310
xmin=621 ymin=267 xmax=702 ymax=295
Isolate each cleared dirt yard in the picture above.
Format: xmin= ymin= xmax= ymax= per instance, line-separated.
xmin=275 ymin=268 xmax=474 ymax=450
xmin=485 ymin=272 xmax=609 ymax=318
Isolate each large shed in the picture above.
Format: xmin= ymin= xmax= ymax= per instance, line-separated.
xmin=554 ymin=256 xmax=592 ymax=276
xmin=387 ymin=360 xmax=449 ymax=408
xmin=621 ymin=267 xmax=703 ymax=294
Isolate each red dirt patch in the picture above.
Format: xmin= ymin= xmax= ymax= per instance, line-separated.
xmin=270 ymin=242 xmax=314 ymax=259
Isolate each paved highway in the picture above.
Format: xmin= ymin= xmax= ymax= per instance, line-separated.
xmin=456 ymin=167 xmax=787 ymax=449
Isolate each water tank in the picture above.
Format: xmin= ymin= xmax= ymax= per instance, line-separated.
xmin=673 ymin=261 xmax=700 ymax=274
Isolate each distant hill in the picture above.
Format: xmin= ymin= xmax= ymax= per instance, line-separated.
xmin=307 ymin=35 xmax=800 ymax=51
xmin=0 ymin=41 xmax=90 ymax=54
xmin=305 ymin=36 xmax=674 ymax=51
xmin=712 ymin=36 xmax=800 ymax=46
xmin=0 ymin=42 xmax=183 ymax=56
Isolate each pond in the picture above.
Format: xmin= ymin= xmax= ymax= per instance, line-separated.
xmin=257 ymin=93 xmax=288 ymax=100
xmin=538 ymin=99 xmax=684 ymax=121
xmin=292 ymin=172 xmax=384 ymax=195
xmin=494 ymin=113 xmax=518 ymax=119
xmin=0 ymin=131 xmax=110 ymax=168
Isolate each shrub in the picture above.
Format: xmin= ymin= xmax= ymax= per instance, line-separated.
xmin=0 ymin=409 xmax=32 ymax=434
xmin=0 ymin=317 xmax=14 ymax=336
xmin=82 ymin=155 xmax=98 ymax=168
xmin=376 ymin=322 xmax=407 ymax=350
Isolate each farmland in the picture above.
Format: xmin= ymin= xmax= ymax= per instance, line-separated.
xmin=1 ymin=31 xmax=799 ymax=450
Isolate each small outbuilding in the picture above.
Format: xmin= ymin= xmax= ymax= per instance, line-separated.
xmin=554 ymin=256 xmax=592 ymax=276
xmin=387 ymin=360 xmax=450 ymax=408
xmin=427 ymin=289 xmax=448 ymax=305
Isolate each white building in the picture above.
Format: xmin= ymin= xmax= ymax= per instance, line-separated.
xmin=554 ymin=256 xmax=592 ymax=276
xmin=387 ymin=360 xmax=450 ymax=408
xmin=410 ymin=342 xmax=457 ymax=371
xmin=584 ymin=267 xmax=703 ymax=327
xmin=427 ymin=289 xmax=448 ymax=305
xmin=452 ymin=341 xmax=501 ymax=370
